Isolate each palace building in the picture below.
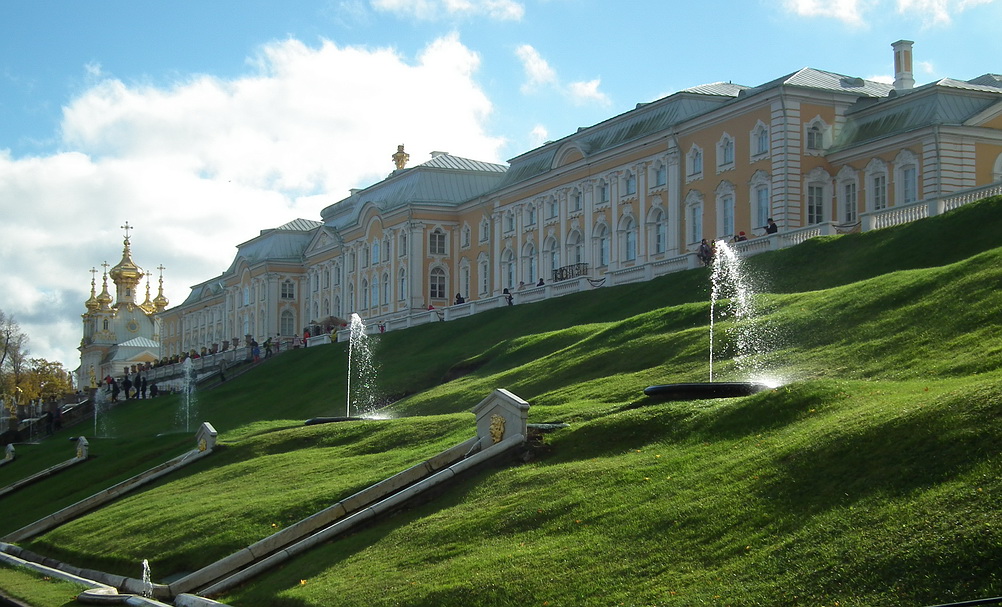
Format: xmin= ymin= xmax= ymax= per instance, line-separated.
xmin=144 ymin=41 xmax=1002 ymax=359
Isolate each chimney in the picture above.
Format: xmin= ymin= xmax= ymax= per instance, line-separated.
xmin=430 ymin=151 xmax=449 ymax=158
xmin=892 ymin=40 xmax=915 ymax=91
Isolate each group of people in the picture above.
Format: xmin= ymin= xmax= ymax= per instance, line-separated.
xmin=103 ymin=374 xmax=159 ymax=402
xmin=698 ymin=218 xmax=780 ymax=266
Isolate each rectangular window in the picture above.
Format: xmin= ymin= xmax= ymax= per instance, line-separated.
xmin=598 ymin=184 xmax=609 ymax=203
xmin=280 ymin=282 xmax=294 ymax=299
xmin=755 ymin=187 xmax=770 ymax=228
xmin=843 ymin=182 xmax=857 ymax=223
xmin=573 ymin=193 xmax=582 ymax=211
xmin=903 ymin=167 xmax=917 ymax=204
xmin=689 ymin=205 xmax=702 ymax=243
xmin=430 ymin=273 xmax=445 ymax=299
xmin=807 ymin=185 xmax=825 ymax=224
xmin=429 ymin=231 xmax=446 ymax=255
xmin=872 ymin=175 xmax=887 ymax=210
xmin=756 ymin=129 xmax=769 ymax=155
xmin=655 ymin=165 xmax=667 ymax=187
xmin=722 ymin=196 xmax=735 ymax=236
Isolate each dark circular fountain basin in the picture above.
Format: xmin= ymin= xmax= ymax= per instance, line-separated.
xmin=304 ymin=416 xmax=369 ymax=425
xmin=643 ymin=382 xmax=771 ymax=401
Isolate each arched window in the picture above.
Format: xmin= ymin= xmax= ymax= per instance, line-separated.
xmin=381 ymin=273 xmax=390 ymax=305
xmin=360 ymin=279 xmax=369 ymax=309
xmin=429 ymin=267 xmax=446 ymax=300
xmin=371 ymin=278 xmax=378 ymax=309
xmin=398 ymin=268 xmax=407 ymax=300
xmin=461 ymin=224 xmax=471 ymax=247
xmin=479 ymin=217 xmax=491 ymax=242
xmin=371 ymin=240 xmax=380 ymax=264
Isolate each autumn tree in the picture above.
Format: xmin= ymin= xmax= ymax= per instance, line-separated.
xmin=1 ymin=309 xmax=30 ymax=400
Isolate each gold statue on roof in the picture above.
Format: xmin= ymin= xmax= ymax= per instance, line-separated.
xmin=392 ymin=144 xmax=409 ymax=170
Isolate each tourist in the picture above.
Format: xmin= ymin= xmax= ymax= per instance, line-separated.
xmin=264 ymin=337 xmax=273 ymax=358
xmin=537 ymin=278 xmax=544 ymax=286
xmin=765 ymin=218 xmax=778 ymax=234
xmin=697 ymin=239 xmax=714 ymax=267
xmin=303 ymin=328 xmax=310 ymax=347
xmin=454 ymin=293 xmax=465 ymax=305
xmin=110 ymin=378 xmax=120 ymax=402
xmin=149 ymin=383 xmax=159 ymax=398
xmin=503 ymin=288 xmax=514 ymax=306
xmin=219 ymin=358 xmax=228 ymax=382
xmin=140 ymin=376 xmax=148 ymax=399
xmin=734 ymin=231 xmax=747 ymax=242
xmin=122 ymin=376 xmax=133 ymax=400
xmin=251 ymin=339 xmax=260 ymax=362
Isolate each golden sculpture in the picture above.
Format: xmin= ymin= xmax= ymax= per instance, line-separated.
xmin=392 ymin=144 xmax=409 ymax=170
xmin=199 ymin=438 xmax=208 ymax=452
xmin=489 ymin=414 xmax=506 ymax=444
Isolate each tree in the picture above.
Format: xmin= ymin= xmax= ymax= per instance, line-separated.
xmin=23 ymin=358 xmax=74 ymax=402
xmin=0 ymin=309 xmax=30 ymax=401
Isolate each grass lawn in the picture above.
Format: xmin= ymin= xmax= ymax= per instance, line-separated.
xmin=1 ymin=196 xmax=1001 ymax=606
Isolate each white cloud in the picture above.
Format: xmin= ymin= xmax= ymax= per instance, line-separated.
xmin=896 ymin=0 xmax=996 ymax=25
xmin=0 ymin=34 xmax=504 ymax=370
xmin=514 ymin=45 xmax=610 ymax=107
xmin=515 ymin=44 xmax=557 ymax=92
xmin=784 ymin=0 xmax=999 ymax=26
xmin=371 ymin=0 xmax=524 ymax=20
xmin=783 ymin=0 xmax=868 ymax=25
xmin=567 ymin=79 xmax=611 ymax=107
xmin=529 ymin=124 xmax=549 ymax=147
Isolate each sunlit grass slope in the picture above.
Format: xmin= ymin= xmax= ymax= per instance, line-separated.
xmin=1 ymin=197 xmax=1000 ymax=606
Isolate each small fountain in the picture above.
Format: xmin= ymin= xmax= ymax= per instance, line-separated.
xmin=141 ymin=559 xmax=153 ymax=598
xmin=305 ymin=313 xmax=385 ymax=425
xmin=178 ymin=358 xmax=198 ymax=432
xmin=346 ymin=313 xmax=380 ymax=417
xmin=645 ymin=240 xmax=776 ymax=401
xmin=93 ymin=385 xmax=114 ymax=438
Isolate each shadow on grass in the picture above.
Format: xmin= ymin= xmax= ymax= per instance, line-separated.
xmin=763 ymin=384 xmax=1002 ymax=514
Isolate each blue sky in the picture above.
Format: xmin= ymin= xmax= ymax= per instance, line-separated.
xmin=1 ymin=0 xmax=1000 ymax=371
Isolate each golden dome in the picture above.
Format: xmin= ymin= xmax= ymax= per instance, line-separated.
xmin=85 ymin=268 xmax=100 ymax=312
xmin=108 ymin=235 xmax=144 ymax=287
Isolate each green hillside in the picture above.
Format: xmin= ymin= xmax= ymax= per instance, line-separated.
xmin=3 ymin=198 xmax=1002 ymax=606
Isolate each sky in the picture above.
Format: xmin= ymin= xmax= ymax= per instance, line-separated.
xmin=1 ymin=0 xmax=1000 ymax=375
